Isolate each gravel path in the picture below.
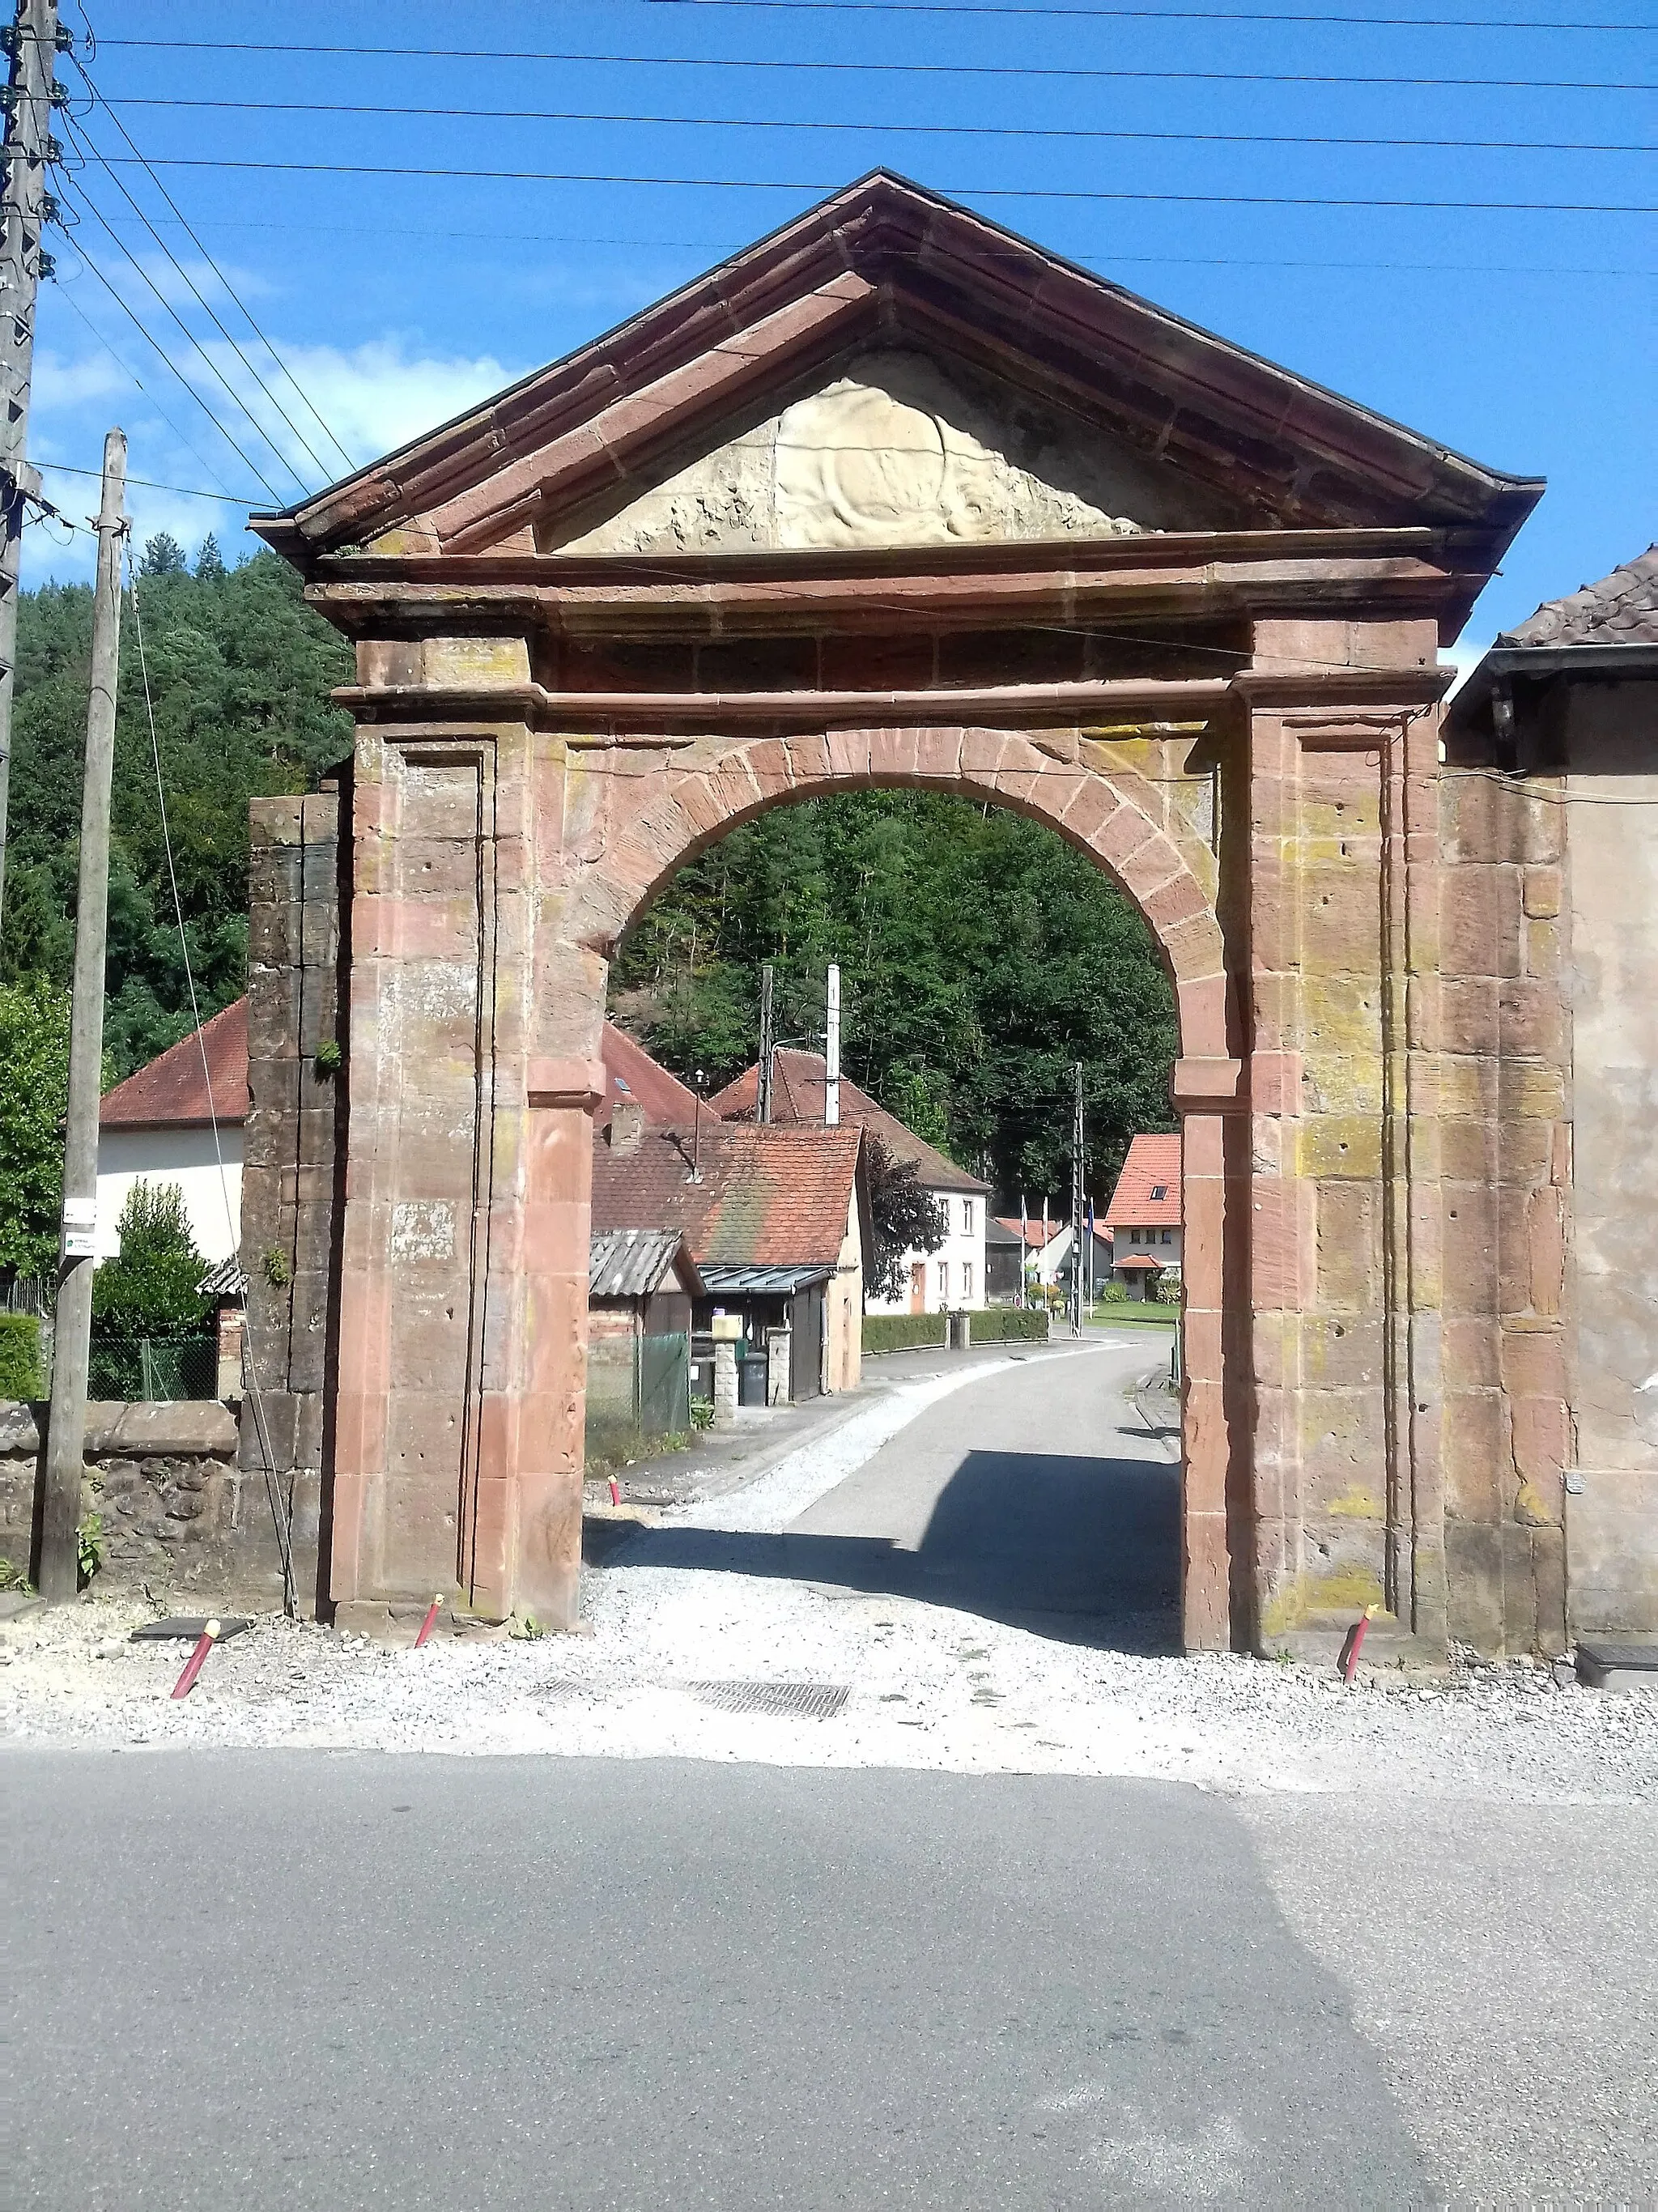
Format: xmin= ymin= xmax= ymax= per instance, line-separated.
xmin=3 ymin=1345 xmax=1652 ymax=1802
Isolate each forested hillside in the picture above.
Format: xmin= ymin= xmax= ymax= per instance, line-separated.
xmin=8 ymin=538 xmax=1176 ymax=1202
xmin=610 ymin=793 xmax=1177 ymax=1206
xmin=4 ymin=535 xmax=353 ymax=1077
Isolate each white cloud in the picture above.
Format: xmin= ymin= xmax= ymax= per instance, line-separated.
xmin=265 ymin=338 xmax=518 ymax=480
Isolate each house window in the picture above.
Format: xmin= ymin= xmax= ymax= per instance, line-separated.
xmin=1150 ymin=1184 xmax=1167 ymax=1202
xmin=937 ymin=1261 xmax=950 ymax=1304
xmin=1162 ymin=1228 xmax=1172 ymax=1245
xmin=963 ymin=1197 xmax=974 ymax=1236
xmin=962 ymin=1263 xmax=974 ymax=1303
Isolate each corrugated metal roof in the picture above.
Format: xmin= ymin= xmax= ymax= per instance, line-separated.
xmin=699 ymin=1263 xmax=835 ymax=1295
xmin=589 ymin=1227 xmax=699 ymax=1300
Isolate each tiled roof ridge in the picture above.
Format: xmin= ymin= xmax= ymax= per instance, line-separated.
xmin=1103 ymin=1132 xmax=1183 ymax=1227
xmin=709 ymin=1046 xmax=988 ymax=1194
xmin=1498 ymin=544 xmax=1658 ymax=650
xmin=99 ymin=995 xmax=250 ymax=1128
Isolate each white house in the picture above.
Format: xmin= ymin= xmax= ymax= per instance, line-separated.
xmin=709 ymin=1048 xmax=989 ymax=1314
xmin=1103 ymin=1133 xmax=1182 ymax=1300
xmin=96 ymin=998 xmax=247 ymax=1265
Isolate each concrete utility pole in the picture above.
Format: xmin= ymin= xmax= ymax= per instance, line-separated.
xmin=0 ymin=0 xmax=61 ymax=926
xmin=757 ymin=962 xmax=775 ymax=1123
xmin=1069 ymin=1062 xmax=1085 ymax=1336
xmin=824 ymin=962 xmax=840 ymax=1127
xmin=37 ymin=428 xmax=123 ymax=1605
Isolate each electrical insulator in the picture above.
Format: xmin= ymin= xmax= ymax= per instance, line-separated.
xmin=37 ymin=248 xmax=54 ymax=278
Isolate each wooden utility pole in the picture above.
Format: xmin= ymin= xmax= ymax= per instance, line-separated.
xmin=757 ymin=961 xmax=775 ymax=1123
xmin=37 ymin=428 xmax=123 ymax=1604
xmin=824 ymin=962 xmax=840 ymax=1127
xmin=0 ymin=0 xmax=61 ymax=925
xmin=1069 ymin=1062 xmax=1085 ymax=1336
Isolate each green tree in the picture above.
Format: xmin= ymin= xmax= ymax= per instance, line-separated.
xmin=863 ymin=1132 xmax=946 ymax=1301
xmin=612 ymin=791 xmax=1178 ymax=1209
xmin=194 ymin=532 xmax=226 ymax=580
xmin=90 ymin=1181 xmax=209 ymax=1341
xmin=138 ymin=530 xmax=189 ymax=576
xmin=5 ymin=550 xmax=354 ymax=1074
xmin=0 ymin=977 xmax=71 ymax=1278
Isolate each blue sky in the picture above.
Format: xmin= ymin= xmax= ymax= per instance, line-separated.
xmin=25 ymin=0 xmax=1655 ymax=657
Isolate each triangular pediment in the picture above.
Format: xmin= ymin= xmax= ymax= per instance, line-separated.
xmin=256 ymin=172 xmax=1541 ymax=568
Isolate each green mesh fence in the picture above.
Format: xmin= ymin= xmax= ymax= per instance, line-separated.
xmin=87 ymin=1337 xmax=219 ymax=1402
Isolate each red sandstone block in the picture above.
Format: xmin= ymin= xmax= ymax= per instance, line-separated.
xmin=744 ymin=737 xmax=797 ymax=796
xmin=960 ymin=727 xmax=1009 ymax=779
xmin=913 ymin=727 xmax=965 ymax=782
xmin=1498 ymin=980 xmax=1562 ymax=1059
xmin=1177 ymin=973 xmax=1231 ymax=1058
xmin=1442 ymin=1390 xmax=1505 ymax=1521
xmin=1142 ymin=867 xmax=1209 ymax=935
xmin=1499 ymin=1326 xmax=1566 ymax=1402
xmin=826 ymin=729 xmax=873 ymax=778
xmin=1056 ymin=774 xmax=1118 ymax=844
xmin=866 ymin=727 xmax=912 ymax=780
xmin=992 ymin=770 xmax=1043 ymax=815
xmin=1184 ymin=1304 xmax=1223 ymax=1389
xmin=1511 ymin=1395 xmax=1569 ymax=1487
xmin=1182 ymin=1511 xmax=1231 ymax=1652
xmin=1181 ymin=1110 xmax=1225 ymax=1180
xmin=1526 ymin=1189 xmax=1565 ymax=1317
xmin=1183 ymin=1384 xmax=1228 ymax=1513
xmin=1249 ymin=1051 xmax=1303 ymax=1117
xmin=666 ymin=774 xmax=729 ymax=839
xmin=1252 ymin=1181 xmax=1307 ymax=1308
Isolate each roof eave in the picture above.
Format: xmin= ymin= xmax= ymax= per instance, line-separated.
xmin=1448 ymin=641 xmax=1658 ymax=738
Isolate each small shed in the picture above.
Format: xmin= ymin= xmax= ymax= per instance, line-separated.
xmin=697 ymin=1261 xmax=836 ymax=1405
xmin=587 ymin=1229 xmax=704 ymax=1344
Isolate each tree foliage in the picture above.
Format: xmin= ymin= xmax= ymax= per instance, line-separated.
xmin=862 ymin=1131 xmax=946 ymax=1301
xmin=611 ymin=792 xmax=1178 ymax=1206
xmin=5 ymin=548 xmax=354 ymax=1077
xmin=0 ymin=977 xmax=71 ymax=1278
xmin=90 ymin=1181 xmax=209 ymax=1341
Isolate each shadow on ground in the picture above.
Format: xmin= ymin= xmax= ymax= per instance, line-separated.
xmin=593 ymin=1448 xmax=1182 ymax=1654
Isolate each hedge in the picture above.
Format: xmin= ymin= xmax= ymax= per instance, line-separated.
xmin=861 ymin=1307 xmax=1051 ymax=1355
xmin=0 ymin=1312 xmax=44 ymax=1400
xmin=862 ymin=1312 xmax=948 ymax=1355
xmin=963 ymin=1306 xmax=1049 ymax=1342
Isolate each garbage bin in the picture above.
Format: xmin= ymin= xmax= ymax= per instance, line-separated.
xmin=738 ymin=1352 xmax=768 ymax=1407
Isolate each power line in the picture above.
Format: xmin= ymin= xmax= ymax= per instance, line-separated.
xmin=68 ymin=67 xmax=357 ymax=476
xmin=39 ymin=457 xmax=263 ymax=504
xmin=86 ymin=160 xmax=1658 ymax=214
xmin=55 ymin=105 xmax=342 ymax=488
xmin=49 ymin=280 xmax=249 ymax=504
xmin=48 ymin=182 xmax=293 ymax=504
xmin=89 ymin=40 xmax=1655 ymax=90
xmin=84 ymin=210 xmax=1656 ymax=277
xmin=100 ymin=97 xmax=1657 ymax=156
xmin=584 ymin=0 xmax=1658 ymax=19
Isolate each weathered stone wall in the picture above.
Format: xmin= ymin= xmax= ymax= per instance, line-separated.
xmin=1436 ymin=770 xmax=1572 ymax=1655
xmin=242 ymin=785 xmax=347 ymax=1615
xmin=1561 ymin=681 xmax=1658 ymax=1636
xmin=0 ymin=1400 xmax=299 ymax=1607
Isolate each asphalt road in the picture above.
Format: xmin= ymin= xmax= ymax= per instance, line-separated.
xmin=787 ymin=1334 xmax=1180 ymax=1647
xmin=12 ymin=1753 xmax=1428 ymax=2211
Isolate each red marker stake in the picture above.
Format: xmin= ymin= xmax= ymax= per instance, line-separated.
xmin=414 ymin=1593 xmax=444 ymax=1649
xmin=608 ymin=1476 xmax=621 ymax=1508
xmin=1339 ymin=1605 xmax=1378 ymax=1682
xmin=170 ymin=1619 xmax=221 ymax=1699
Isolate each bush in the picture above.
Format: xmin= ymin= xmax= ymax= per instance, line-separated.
xmin=91 ymin=1181 xmax=209 ymax=1342
xmin=862 ymin=1312 xmax=948 ymax=1355
xmin=0 ymin=1312 xmax=44 ymax=1398
xmin=963 ymin=1307 xmax=1049 ymax=1343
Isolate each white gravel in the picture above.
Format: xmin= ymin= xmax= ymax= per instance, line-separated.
xmin=3 ymin=1360 xmax=1653 ymax=1802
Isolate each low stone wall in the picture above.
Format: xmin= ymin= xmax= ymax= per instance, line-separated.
xmin=0 ymin=1400 xmax=308 ymax=1610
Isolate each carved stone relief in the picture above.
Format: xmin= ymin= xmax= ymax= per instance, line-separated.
xmin=549 ymin=348 xmax=1235 ymax=555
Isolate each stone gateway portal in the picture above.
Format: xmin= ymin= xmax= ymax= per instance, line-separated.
xmin=239 ymin=171 xmax=1644 ymax=1661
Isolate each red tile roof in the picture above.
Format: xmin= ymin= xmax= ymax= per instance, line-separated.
xmin=993 ymin=1215 xmax=1073 ymax=1249
xmin=602 ymin=1021 xmax=703 ymax=1124
xmin=1500 ymin=545 xmax=1657 ymax=649
xmin=1103 ymin=1134 xmax=1182 ymax=1229
xmin=100 ymin=998 xmax=249 ymax=1129
xmin=592 ymin=1117 xmax=864 ymax=1270
xmin=711 ymin=1049 xmax=987 ymax=1195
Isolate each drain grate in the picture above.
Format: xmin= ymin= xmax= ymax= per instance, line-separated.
xmin=690 ymin=1678 xmax=850 ymax=1720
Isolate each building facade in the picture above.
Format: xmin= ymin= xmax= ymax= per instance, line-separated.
xmin=95 ymin=999 xmax=248 ymax=1266
xmin=1103 ymin=1134 xmax=1183 ymax=1301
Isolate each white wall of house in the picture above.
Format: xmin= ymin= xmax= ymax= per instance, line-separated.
xmin=865 ymin=1188 xmax=988 ymax=1314
xmin=1112 ymin=1222 xmax=1182 ymax=1299
xmin=96 ymin=1125 xmax=243 ymax=1265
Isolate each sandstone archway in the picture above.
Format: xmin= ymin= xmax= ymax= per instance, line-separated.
xmin=245 ymin=173 xmax=1567 ymax=1661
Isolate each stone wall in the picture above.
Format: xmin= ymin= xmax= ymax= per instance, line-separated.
xmin=0 ymin=1400 xmax=301 ymax=1608
xmin=241 ymin=785 xmax=347 ymax=1616
xmin=1561 ymin=682 xmax=1658 ymax=1635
